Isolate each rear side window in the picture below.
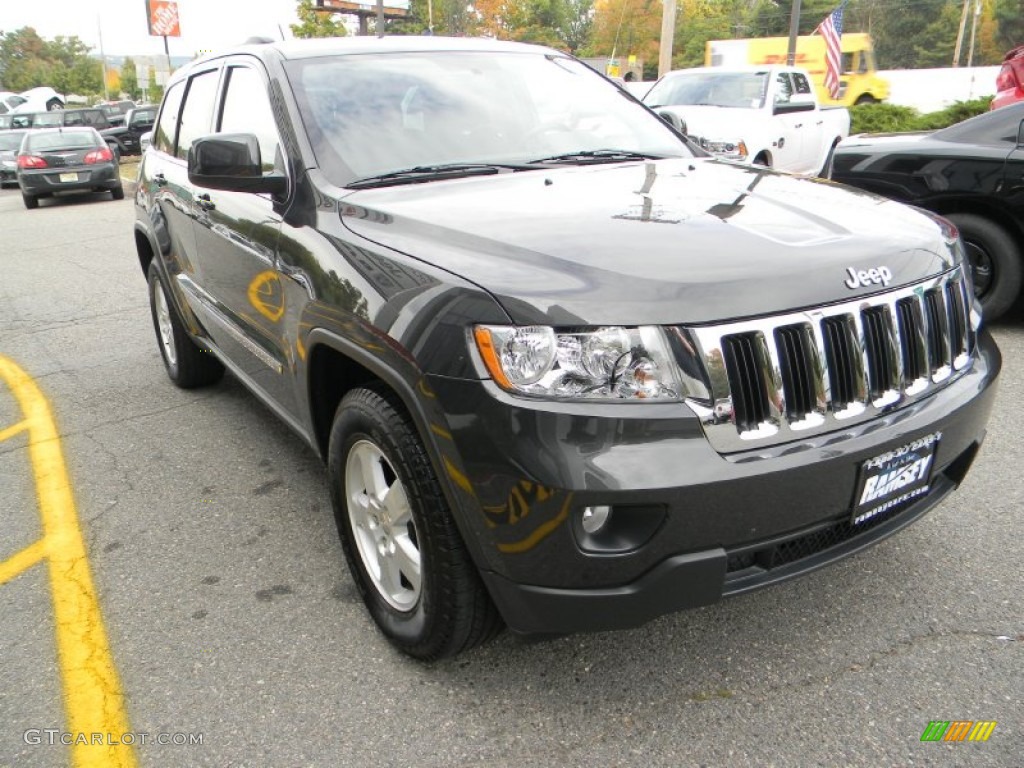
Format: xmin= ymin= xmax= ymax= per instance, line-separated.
xmin=176 ymin=69 xmax=220 ymax=161
xmin=793 ymin=73 xmax=812 ymax=94
xmin=154 ymin=81 xmax=185 ymax=155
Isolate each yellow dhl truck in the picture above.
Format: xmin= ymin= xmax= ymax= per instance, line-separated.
xmin=704 ymin=33 xmax=889 ymax=107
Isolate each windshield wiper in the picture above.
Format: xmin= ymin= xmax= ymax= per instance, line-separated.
xmin=347 ymin=162 xmax=535 ymax=189
xmin=527 ymin=149 xmax=667 ymax=165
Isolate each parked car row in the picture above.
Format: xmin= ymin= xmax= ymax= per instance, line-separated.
xmin=0 ymin=103 xmax=155 ymax=161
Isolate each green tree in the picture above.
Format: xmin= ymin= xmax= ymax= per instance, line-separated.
xmin=993 ymin=0 xmax=1024 ymax=50
xmin=913 ymin=1 xmax=964 ymax=68
xmin=121 ymin=57 xmax=140 ymax=101
xmin=0 ymin=27 xmax=50 ymax=90
xmin=146 ymin=66 xmax=163 ymax=104
xmin=291 ymin=0 xmax=348 ymax=38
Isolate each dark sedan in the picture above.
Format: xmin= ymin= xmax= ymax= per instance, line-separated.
xmin=17 ymin=127 xmax=124 ymax=209
xmin=832 ymin=103 xmax=1024 ymax=320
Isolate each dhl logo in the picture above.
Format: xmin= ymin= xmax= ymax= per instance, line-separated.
xmin=920 ymin=720 xmax=997 ymax=742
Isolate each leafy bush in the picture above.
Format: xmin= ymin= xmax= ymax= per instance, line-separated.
xmin=850 ymin=97 xmax=993 ymax=135
xmin=849 ymin=103 xmax=921 ymax=134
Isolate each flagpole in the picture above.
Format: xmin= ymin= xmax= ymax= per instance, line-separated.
xmin=786 ymin=0 xmax=802 ymax=66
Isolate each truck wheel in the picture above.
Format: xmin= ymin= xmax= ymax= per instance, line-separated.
xmin=148 ymin=262 xmax=224 ymax=387
xmin=328 ymin=386 xmax=502 ymax=660
xmin=947 ymin=213 xmax=1021 ymax=321
xmin=753 ymin=152 xmax=771 ymax=168
xmin=107 ymin=142 xmax=121 ymax=164
xmin=46 ymin=98 xmax=64 ymax=111
xmin=854 ymin=95 xmax=878 ymax=105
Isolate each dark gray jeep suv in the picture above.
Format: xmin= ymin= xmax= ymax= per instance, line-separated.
xmin=133 ymin=37 xmax=999 ymax=660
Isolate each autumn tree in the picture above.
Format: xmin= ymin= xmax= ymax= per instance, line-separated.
xmin=291 ymin=0 xmax=348 ymax=38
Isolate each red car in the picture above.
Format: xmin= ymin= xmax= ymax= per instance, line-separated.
xmin=992 ymin=45 xmax=1024 ymax=110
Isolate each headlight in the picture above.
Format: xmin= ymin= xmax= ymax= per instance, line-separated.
xmin=701 ymin=139 xmax=748 ymax=160
xmin=473 ymin=325 xmax=683 ymax=401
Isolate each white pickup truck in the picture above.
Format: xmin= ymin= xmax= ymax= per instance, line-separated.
xmin=642 ymin=66 xmax=849 ymax=176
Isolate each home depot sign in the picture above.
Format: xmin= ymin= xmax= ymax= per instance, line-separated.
xmin=146 ymin=0 xmax=181 ymax=37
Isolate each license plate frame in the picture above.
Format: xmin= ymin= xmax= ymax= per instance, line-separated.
xmin=851 ymin=432 xmax=941 ymax=525
xmin=58 ymin=172 xmax=79 ymax=182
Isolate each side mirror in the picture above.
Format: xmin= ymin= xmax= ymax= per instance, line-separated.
xmin=188 ymin=133 xmax=286 ymax=195
xmin=140 ymin=131 xmax=153 ymax=153
xmin=658 ymin=110 xmax=687 ymax=136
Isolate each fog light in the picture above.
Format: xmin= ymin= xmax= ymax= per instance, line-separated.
xmin=581 ymin=505 xmax=612 ymax=534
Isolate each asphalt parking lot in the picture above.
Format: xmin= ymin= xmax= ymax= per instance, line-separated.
xmin=0 ymin=183 xmax=1020 ymax=767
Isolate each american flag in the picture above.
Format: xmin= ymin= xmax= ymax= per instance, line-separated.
xmin=816 ymin=3 xmax=846 ymax=100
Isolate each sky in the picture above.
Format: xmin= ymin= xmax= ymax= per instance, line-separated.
xmin=1 ymin=0 xmax=304 ymax=57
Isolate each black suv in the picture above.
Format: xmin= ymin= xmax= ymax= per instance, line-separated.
xmin=134 ymin=38 xmax=999 ymax=660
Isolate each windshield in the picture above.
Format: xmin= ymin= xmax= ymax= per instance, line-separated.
xmin=0 ymin=131 xmax=26 ymax=151
xmin=644 ymin=71 xmax=768 ymax=109
xmin=285 ymin=51 xmax=693 ymax=186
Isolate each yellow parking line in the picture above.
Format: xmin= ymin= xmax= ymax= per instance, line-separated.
xmin=0 ymin=418 xmax=29 ymax=443
xmin=0 ymin=539 xmax=47 ymax=585
xmin=0 ymin=355 xmax=136 ymax=768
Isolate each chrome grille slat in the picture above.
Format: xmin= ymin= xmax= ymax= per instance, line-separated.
xmin=688 ymin=268 xmax=974 ymax=453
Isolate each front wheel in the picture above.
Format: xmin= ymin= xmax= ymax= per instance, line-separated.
xmin=946 ymin=213 xmax=1021 ymax=321
xmin=46 ymin=98 xmax=64 ymax=111
xmin=328 ymin=387 xmax=502 ymax=660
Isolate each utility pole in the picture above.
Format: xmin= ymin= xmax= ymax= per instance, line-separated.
xmin=97 ymin=15 xmax=110 ymax=101
xmin=376 ymin=0 xmax=385 ymax=38
xmin=658 ymin=0 xmax=676 ymax=79
xmin=966 ymin=0 xmax=982 ymax=67
xmin=952 ymin=0 xmax=970 ymax=67
xmin=786 ymin=0 xmax=802 ymax=66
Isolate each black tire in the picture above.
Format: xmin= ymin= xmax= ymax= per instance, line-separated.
xmin=46 ymin=98 xmax=64 ymax=111
xmin=147 ymin=262 xmax=224 ymax=388
xmin=111 ymin=185 xmax=125 ymax=201
xmin=22 ymin=193 xmax=38 ymax=209
xmin=328 ymin=386 xmax=502 ymax=660
xmin=854 ymin=94 xmax=878 ymax=105
xmin=107 ymin=143 xmax=121 ymax=164
xmin=753 ymin=152 xmax=771 ymax=168
xmin=946 ymin=212 xmax=1022 ymax=321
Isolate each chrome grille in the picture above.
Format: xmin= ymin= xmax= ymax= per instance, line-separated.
xmin=688 ymin=269 xmax=974 ymax=453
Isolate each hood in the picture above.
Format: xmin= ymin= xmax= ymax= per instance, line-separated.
xmin=654 ymin=105 xmax=762 ymax=142
xmin=339 ymin=158 xmax=958 ymax=326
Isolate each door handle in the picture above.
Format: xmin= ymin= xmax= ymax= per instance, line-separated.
xmin=195 ymin=193 xmax=215 ymax=211
xmin=154 ymin=172 xmax=167 ymax=187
